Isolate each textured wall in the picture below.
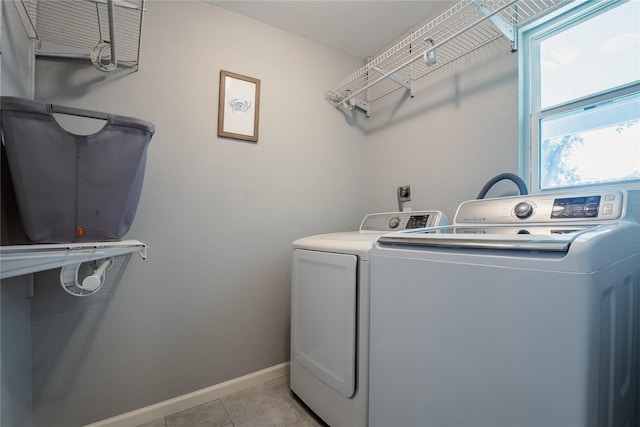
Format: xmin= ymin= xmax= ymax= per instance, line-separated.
xmin=29 ymin=2 xmax=366 ymax=425
xmin=365 ymin=38 xmax=521 ymax=219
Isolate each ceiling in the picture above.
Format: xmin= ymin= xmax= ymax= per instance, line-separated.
xmin=208 ymin=1 xmax=453 ymax=58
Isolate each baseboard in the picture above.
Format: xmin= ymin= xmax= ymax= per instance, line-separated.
xmin=85 ymin=362 xmax=290 ymax=427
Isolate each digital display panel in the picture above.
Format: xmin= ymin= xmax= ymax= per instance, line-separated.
xmin=551 ymin=196 xmax=601 ymax=219
xmin=406 ymin=215 xmax=430 ymax=229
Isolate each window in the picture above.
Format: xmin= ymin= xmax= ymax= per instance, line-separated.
xmin=520 ymin=0 xmax=640 ymax=193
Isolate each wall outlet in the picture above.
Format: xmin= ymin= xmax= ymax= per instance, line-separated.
xmin=398 ymin=185 xmax=411 ymax=202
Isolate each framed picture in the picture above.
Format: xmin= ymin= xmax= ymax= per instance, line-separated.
xmin=218 ymin=70 xmax=261 ymax=142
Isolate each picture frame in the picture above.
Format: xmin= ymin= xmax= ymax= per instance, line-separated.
xmin=218 ymin=70 xmax=261 ymax=142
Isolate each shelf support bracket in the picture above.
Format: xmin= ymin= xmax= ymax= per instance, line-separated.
xmin=372 ymin=66 xmax=414 ymax=98
xmin=343 ymin=97 xmax=370 ymax=117
xmin=474 ymin=1 xmax=516 ymax=46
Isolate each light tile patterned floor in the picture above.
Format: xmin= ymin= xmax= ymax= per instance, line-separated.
xmin=138 ymin=376 xmax=326 ymax=427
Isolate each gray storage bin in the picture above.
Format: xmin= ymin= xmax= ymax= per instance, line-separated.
xmin=0 ymin=96 xmax=154 ymax=243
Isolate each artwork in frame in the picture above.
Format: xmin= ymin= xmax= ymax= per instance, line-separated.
xmin=218 ymin=70 xmax=261 ymax=142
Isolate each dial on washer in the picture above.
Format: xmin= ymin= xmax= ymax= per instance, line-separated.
xmin=514 ymin=202 xmax=534 ymax=219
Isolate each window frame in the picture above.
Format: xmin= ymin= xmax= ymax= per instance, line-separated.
xmin=518 ymin=0 xmax=640 ymax=193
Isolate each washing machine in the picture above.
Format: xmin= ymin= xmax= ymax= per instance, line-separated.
xmin=290 ymin=210 xmax=447 ymax=426
xmin=369 ymin=189 xmax=640 ymax=427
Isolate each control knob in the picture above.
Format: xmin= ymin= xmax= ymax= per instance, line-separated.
xmin=514 ymin=201 xmax=534 ymax=219
xmin=388 ymin=216 xmax=401 ymax=229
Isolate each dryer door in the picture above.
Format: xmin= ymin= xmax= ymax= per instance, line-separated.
xmin=291 ymin=249 xmax=357 ymax=398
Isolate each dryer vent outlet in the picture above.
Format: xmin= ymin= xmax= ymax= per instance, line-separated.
xmin=398 ymin=185 xmax=411 ymax=202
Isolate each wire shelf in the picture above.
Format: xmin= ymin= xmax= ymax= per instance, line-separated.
xmin=19 ymin=0 xmax=146 ymax=71
xmin=0 ymin=240 xmax=147 ymax=279
xmin=326 ymin=0 xmax=567 ymax=112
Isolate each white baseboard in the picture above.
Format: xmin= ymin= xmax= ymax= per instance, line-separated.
xmin=85 ymin=362 xmax=290 ymax=427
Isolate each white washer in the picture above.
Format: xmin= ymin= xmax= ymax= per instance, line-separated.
xmin=369 ymin=189 xmax=640 ymax=427
xmin=290 ymin=210 xmax=447 ymax=426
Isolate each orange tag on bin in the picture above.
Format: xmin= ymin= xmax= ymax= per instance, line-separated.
xmin=77 ymin=227 xmax=85 ymax=238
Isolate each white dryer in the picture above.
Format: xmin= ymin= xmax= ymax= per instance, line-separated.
xmin=369 ymin=189 xmax=640 ymax=427
xmin=290 ymin=210 xmax=447 ymax=426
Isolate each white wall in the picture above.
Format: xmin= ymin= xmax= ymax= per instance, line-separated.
xmin=9 ymin=2 xmax=639 ymax=426
xmin=365 ymin=38 xmax=521 ymax=219
xmin=1 ymin=2 xmax=34 ymax=427
xmin=29 ymin=3 xmax=366 ymax=426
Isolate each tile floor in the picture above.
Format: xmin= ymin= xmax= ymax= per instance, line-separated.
xmin=138 ymin=375 xmax=327 ymax=427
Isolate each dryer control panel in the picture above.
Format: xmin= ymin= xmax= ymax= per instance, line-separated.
xmin=454 ymin=189 xmax=628 ymax=224
xmin=360 ymin=211 xmax=448 ymax=231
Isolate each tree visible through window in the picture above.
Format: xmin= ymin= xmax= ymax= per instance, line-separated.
xmin=541 ymin=120 xmax=639 ymax=189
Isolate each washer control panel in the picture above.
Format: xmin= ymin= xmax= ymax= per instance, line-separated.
xmin=454 ymin=189 xmax=628 ymax=224
xmin=550 ymin=195 xmax=602 ymax=219
xmin=360 ymin=210 xmax=448 ymax=232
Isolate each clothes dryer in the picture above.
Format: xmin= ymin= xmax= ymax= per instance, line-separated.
xmin=369 ymin=189 xmax=640 ymax=426
xmin=290 ymin=210 xmax=447 ymax=426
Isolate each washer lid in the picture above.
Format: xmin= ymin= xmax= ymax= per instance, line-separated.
xmin=377 ymin=224 xmax=593 ymax=252
xmin=375 ymin=221 xmax=640 ymax=272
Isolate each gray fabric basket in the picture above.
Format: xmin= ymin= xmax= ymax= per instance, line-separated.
xmin=1 ymin=96 xmax=154 ymax=243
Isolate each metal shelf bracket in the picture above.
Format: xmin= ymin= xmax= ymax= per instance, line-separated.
xmin=474 ymin=1 xmax=516 ymax=44
xmin=344 ymin=97 xmax=370 ymax=117
xmin=372 ymin=66 xmax=414 ymax=98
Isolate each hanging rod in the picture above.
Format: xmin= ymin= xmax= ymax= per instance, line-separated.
xmin=331 ymin=0 xmax=521 ymax=110
xmin=51 ymin=104 xmax=110 ymax=120
xmin=90 ymin=0 xmax=117 ymax=71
